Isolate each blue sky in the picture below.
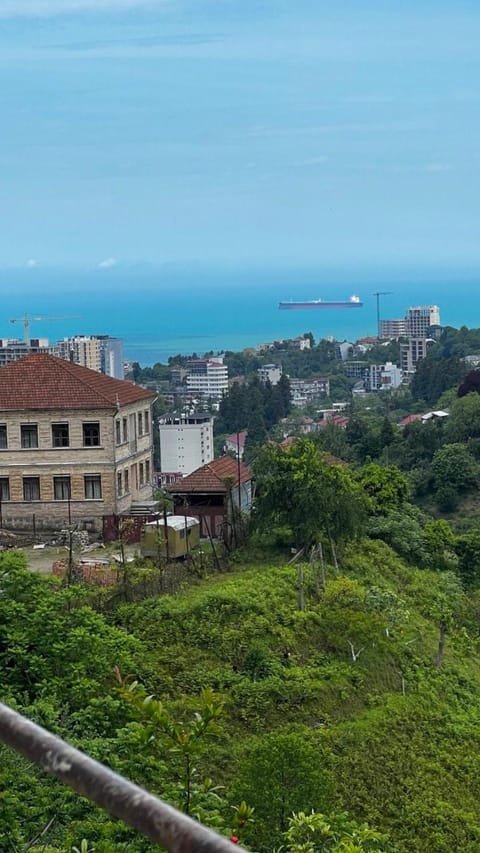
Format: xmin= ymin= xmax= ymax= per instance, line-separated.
xmin=1 ymin=0 xmax=479 ymax=269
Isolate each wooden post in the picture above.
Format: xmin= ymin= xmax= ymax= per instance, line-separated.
xmin=163 ymin=506 xmax=170 ymax=562
xmin=297 ymin=564 xmax=305 ymax=611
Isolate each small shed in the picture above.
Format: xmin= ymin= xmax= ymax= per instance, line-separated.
xmin=140 ymin=515 xmax=200 ymax=559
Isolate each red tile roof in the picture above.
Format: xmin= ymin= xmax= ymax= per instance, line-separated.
xmin=225 ymin=430 xmax=248 ymax=449
xmin=0 ymin=353 xmax=155 ymax=411
xmin=398 ymin=413 xmax=423 ymax=427
xmin=168 ymin=456 xmax=251 ymax=494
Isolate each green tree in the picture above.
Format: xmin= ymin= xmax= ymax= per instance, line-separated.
xmin=431 ymin=443 xmax=478 ymax=509
xmin=254 ymin=439 xmax=368 ymax=549
xmin=455 ymin=532 xmax=480 ymax=588
xmin=231 ymin=731 xmax=335 ymax=849
xmin=447 ymin=394 xmax=480 ymax=442
xmin=356 ymin=464 xmax=409 ymax=515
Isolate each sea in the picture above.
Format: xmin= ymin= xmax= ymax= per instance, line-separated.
xmin=0 ymin=265 xmax=478 ymax=367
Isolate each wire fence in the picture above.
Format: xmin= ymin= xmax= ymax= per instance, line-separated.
xmin=0 ymin=701 xmax=247 ymax=853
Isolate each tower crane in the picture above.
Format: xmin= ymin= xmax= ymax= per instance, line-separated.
xmin=372 ymin=292 xmax=393 ymax=338
xmin=9 ymin=314 xmax=80 ymax=345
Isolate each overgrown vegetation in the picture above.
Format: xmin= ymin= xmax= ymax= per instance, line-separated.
xmin=7 ymin=325 xmax=480 ymax=851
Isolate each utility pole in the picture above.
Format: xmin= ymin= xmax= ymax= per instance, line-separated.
xmin=372 ymin=292 xmax=393 ymax=339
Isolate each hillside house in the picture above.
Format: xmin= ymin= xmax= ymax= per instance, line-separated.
xmin=0 ymin=354 xmax=156 ymax=532
xmin=167 ymin=455 xmax=252 ymax=539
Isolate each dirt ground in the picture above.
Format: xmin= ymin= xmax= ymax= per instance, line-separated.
xmin=11 ymin=542 xmax=140 ymax=575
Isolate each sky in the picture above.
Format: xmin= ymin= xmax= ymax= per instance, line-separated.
xmin=1 ymin=0 xmax=480 ymax=270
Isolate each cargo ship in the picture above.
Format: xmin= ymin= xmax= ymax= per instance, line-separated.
xmin=279 ymin=294 xmax=363 ymax=310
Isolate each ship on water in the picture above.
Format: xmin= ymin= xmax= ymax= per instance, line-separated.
xmin=279 ymin=294 xmax=363 ymax=310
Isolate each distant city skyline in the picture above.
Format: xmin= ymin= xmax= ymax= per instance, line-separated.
xmin=1 ymin=1 xmax=479 ymax=268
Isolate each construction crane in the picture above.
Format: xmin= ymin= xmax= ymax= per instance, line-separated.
xmin=9 ymin=314 xmax=80 ymax=345
xmin=372 ymin=291 xmax=393 ymax=339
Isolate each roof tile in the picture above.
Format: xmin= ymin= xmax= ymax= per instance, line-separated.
xmin=0 ymin=353 xmax=155 ymax=410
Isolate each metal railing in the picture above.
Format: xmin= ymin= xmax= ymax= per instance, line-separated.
xmin=0 ymin=701 xmax=247 ymax=853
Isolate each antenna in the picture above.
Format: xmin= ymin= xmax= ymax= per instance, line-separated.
xmin=372 ymin=292 xmax=393 ymax=338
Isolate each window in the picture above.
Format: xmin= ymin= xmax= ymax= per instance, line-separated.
xmin=21 ymin=424 xmax=38 ymax=448
xmin=117 ymin=472 xmax=122 ymax=496
xmin=124 ymin=469 xmax=129 ymax=493
xmin=139 ymin=463 xmax=144 ymax=486
xmin=0 ymin=425 xmax=7 ymax=449
xmin=0 ymin=478 xmax=9 ymax=501
xmin=144 ymin=410 xmax=150 ymax=433
xmin=122 ymin=417 xmax=128 ymax=443
xmin=83 ymin=422 xmax=100 ymax=447
xmin=54 ymin=476 xmax=71 ymax=501
xmin=138 ymin=412 xmax=143 ymax=436
xmin=52 ymin=423 xmax=69 ymax=448
xmin=115 ymin=420 xmax=121 ymax=445
xmin=84 ymin=475 xmax=102 ymax=499
xmin=145 ymin=459 xmax=150 ymax=483
xmin=23 ymin=477 xmax=40 ymax=501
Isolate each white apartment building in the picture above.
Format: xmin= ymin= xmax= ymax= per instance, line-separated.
xmin=185 ymin=358 xmax=228 ymax=399
xmin=257 ymin=364 xmax=283 ymax=385
xmin=365 ymin=361 xmax=403 ymax=392
xmin=159 ymin=414 xmax=214 ymax=475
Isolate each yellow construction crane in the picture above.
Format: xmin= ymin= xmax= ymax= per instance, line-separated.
xmin=9 ymin=314 xmax=80 ymax=345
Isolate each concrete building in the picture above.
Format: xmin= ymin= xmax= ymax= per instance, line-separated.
xmin=400 ymin=337 xmax=435 ymax=373
xmin=406 ymin=305 xmax=440 ymax=337
xmin=257 ymin=364 xmax=283 ymax=385
xmin=54 ymin=335 xmax=124 ymax=379
xmin=289 ymin=377 xmax=330 ymax=407
xmin=0 ymin=338 xmax=50 ymax=367
xmin=365 ymin=361 xmax=403 ymax=392
xmin=0 ymin=354 xmax=155 ymax=532
xmin=379 ymin=318 xmax=407 ymax=339
xmin=158 ymin=414 xmax=214 ymax=476
xmin=186 ymin=357 xmax=228 ymax=399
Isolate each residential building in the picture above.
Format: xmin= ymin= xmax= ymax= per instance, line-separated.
xmin=343 ymin=360 xmax=369 ymax=379
xmin=336 ymin=341 xmax=354 ymax=361
xmin=225 ymin=430 xmax=248 ymax=460
xmin=257 ymin=364 xmax=283 ymax=385
xmin=379 ymin=318 xmax=407 ymax=339
xmin=168 ymin=456 xmax=252 ymax=540
xmin=0 ymin=354 xmax=155 ymax=532
xmin=289 ymin=377 xmax=330 ymax=407
xmin=159 ymin=414 xmax=214 ymax=476
xmin=365 ymin=361 xmax=403 ymax=392
xmin=53 ymin=335 xmax=124 ymax=379
xmin=400 ymin=337 xmax=435 ymax=374
xmin=0 ymin=338 xmax=50 ymax=367
xmin=185 ymin=357 xmax=228 ymax=399
xmin=406 ymin=305 xmax=440 ymax=337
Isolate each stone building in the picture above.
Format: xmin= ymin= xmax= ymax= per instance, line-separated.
xmin=0 ymin=354 xmax=156 ymax=532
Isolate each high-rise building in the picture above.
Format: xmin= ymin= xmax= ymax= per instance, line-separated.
xmin=159 ymin=414 xmax=214 ymax=476
xmin=405 ymin=305 xmax=440 ymax=337
xmin=53 ymin=335 xmax=124 ymax=378
xmin=379 ymin=318 xmax=407 ymax=339
xmin=0 ymin=338 xmax=50 ymax=367
xmin=185 ymin=357 xmax=228 ymax=399
xmin=400 ymin=337 xmax=435 ymax=373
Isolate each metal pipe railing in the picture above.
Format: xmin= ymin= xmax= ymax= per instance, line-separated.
xmin=0 ymin=701 xmax=247 ymax=853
